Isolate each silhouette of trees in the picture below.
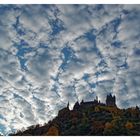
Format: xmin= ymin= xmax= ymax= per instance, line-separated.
xmin=46 ymin=125 xmax=59 ymax=136
xmin=9 ymin=95 xmax=140 ymax=136
xmin=125 ymin=121 xmax=134 ymax=129
xmin=105 ymin=122 xmax=113 ymax=129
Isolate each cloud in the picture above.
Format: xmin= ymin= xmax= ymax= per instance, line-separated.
xmin=0 ymin=4 xmax=140 ymax=135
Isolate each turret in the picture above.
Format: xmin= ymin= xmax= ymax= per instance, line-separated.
xmin=106 ymin=94 xmax=116 ymax=107
xmin=67 ymin=102 xmax=69 ymax=109
xmin=73 ymin=101 xmax=80 ymax=110
xmin=96 ymin=96 xmax=98 ymax=101
xmin=58 ymin=102 xmax=70 ymax=117
xmin=80 ymin=100 xmax=84 ymax=105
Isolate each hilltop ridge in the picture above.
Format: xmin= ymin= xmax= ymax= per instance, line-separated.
xmin=9 ymin=94 xmax=140 ymax=136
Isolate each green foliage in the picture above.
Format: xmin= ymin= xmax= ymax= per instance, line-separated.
xmin=9 ymin=102 xmax=140 ymax=136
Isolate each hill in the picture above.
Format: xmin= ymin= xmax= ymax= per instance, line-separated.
xmin=9 ymin=94 xmax=140 ymax=136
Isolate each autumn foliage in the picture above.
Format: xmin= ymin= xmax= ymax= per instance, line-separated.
xmin=105 ymin=122 xmax=113 ymax=129
xmin=9 ymin=97 xmax=140 ymax=136
xmin=125 ymin=122 xmax=134 ymax=129
xmin=46 ymin=126 xmax=59 ymax=136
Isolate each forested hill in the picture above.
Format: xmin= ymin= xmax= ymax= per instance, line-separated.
xmin=9 ymin=95 xmax=140 ymax=136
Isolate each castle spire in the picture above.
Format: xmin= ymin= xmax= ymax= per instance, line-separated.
xmin=73 ymin=101 xmax=80 ymax=110
xmin=96 ymin=96 xmax=98 ymax=101
xmin=81 ymin=99 xmax=84 ymax=104
xmin=67 ymin=102 xmax=69 ymax=109
xmin=106 ymin=94 xmax=116 ymax=107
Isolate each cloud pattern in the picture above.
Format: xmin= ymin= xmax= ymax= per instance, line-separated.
xmin=0 ymin=4 xmax=140 ymax=135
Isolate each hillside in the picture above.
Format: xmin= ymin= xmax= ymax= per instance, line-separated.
xmin=9 ymin=95 xmax=140 ymax=136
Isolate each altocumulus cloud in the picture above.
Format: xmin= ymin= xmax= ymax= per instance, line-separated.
xmin=0 ymin=4 xmax=140 ymax=135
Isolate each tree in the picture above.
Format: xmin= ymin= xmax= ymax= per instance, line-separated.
xmin=82 ymin=113 xmax=88 ymax=125
xmin=105 ymin=122 xmax=113 ymax=129
xmin=91 ymin=120 xmax=104 ymax=135
xmin=95 ymin=106 xmax=100 ymax=112
xmin=46 ymin=126 xmax=59 ymax=136
xmin=125 ymin=121 xmax=134 ymax=129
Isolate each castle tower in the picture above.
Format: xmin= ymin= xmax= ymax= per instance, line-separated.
xmin=73 ymin=101 xmax=80 ymax=110
xmin=96 ymin=96 xmax=98 ymax=101
xmin=67 ymin=102 xmax=69 ymax=109
xmin=106 ymin=94 xmax=116 ymax=107
xmin=80 ymin=99 xmax=84 ymax=105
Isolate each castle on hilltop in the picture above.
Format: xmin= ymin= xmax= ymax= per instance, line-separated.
xmin=58 ymin=94 xmax=117 ymax=116
xmin=73 ymin=94 xmax=116 ymax=110
xmin=106 ymin=94 xmax=116 ymax=107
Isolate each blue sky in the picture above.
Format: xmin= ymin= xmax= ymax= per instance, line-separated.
xmin=0 ymin=4 xmax=140 ymax=135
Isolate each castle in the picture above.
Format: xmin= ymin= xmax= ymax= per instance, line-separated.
xmin=106 ymin=94 xmax=116 ymax=107
xmin=73 ymin=94 xmax=116 ymax=110
xmin=58 ymin=94 xmax=116 ymax=116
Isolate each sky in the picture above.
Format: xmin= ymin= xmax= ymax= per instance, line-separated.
xmin=0 ymin=4 xmax=140 ymax=135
